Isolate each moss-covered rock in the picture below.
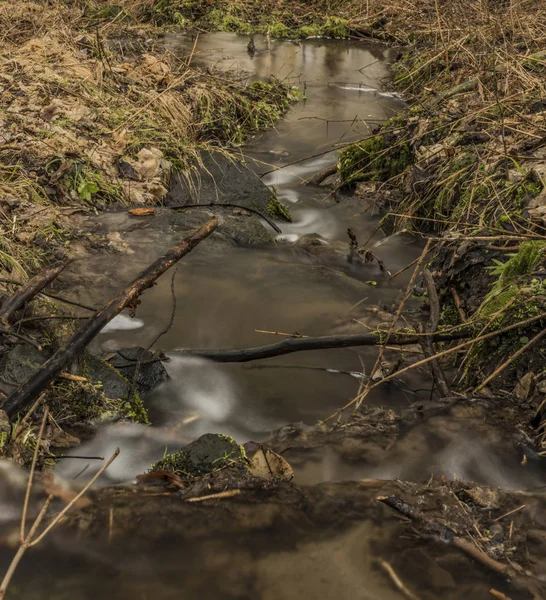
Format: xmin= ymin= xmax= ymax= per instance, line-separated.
xmin=152 ymin=433 xmax=247 ymax=477
xmin=266 ymin=190 xmax=292 ymax=221
xmin=338 ymin=134 xmax=413 ymax=185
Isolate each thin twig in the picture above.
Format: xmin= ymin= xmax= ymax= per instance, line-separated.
xmin=378 ymin=559 xmax=421 ymax=600
xmin=20 ymin=407 xmax=49 ymax=542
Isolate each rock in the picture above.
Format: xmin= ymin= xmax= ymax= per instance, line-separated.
xmin=166 ymin=151 xmax=271 ymax=212
xmin=219 ymin=214 xmax=274 ymax=246
xmin=108 ymin=347 xmax=168 ymax=396
xmin=152 ymin=433 xmax=246 ymax=476
xmin=0 ymin=344 xmax=52 ymax=393
xmin=81 ymin=353 xmax=131 ymax=400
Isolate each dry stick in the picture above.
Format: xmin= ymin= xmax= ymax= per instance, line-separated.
xmin=173 ymin=330 xmax=470 ymax=363
xmin=30 ymin=448 xmax=120 ymax=546
xmin=378 ymin=495 xmax=545 ymax=599
xmin=0 ymin=279 xmax=97 ymax=312
xmin=475 ymin=327 xmax=546 ymax=393
xmin=0 ymin=449 xmax=119 ymax=599
xmin=389 ymin=255 xmax=422 ymax=280
xmin=377 ymin=559 xmax=421 ymax=600
xmin=167 ymin=202 xmax=282 ymax=234
xmin=422 ymin=269 xmax=450 ymax=397
xmin=20 ymin=407 xmax=49 ymax=542
xmin=0 ymin=496 xmax=53 ymax=600
xmin=321 ymin=310 xmax=546 ymax=424
xmin=0 ymin=260 xmax=69 ymax=326
xmin=0 ymin=326 xmax=41 ymax=350
xmin=3 ymin=218 xmax=218 ymax=419
xmin=356 ymin=239 xmax=431 ymax=408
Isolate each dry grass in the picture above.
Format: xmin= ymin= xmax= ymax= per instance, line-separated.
xmin=0 ymin=0 xmax=296 ymax=276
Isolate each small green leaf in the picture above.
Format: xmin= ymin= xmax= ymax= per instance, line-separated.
xmin=77 ymin=180 xmax=99 ymax=202
xmin=365 ymin=280 xmax=377 ymax=286
xmin=520 ymin=336 xmax=529 ymax=344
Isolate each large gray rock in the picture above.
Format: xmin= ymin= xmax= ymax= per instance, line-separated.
xmin=166 ymin=151 xmax=271 ymax=211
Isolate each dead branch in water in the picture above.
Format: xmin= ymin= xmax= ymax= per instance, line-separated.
xmin=166 ymin=202 xmax=282 ymax=234
xmin=0 ymin=260 xmax=69 ymax=327
xmin=378 ymin=495 xmax=546 ymax=599
xmin=174 ymin=329 xmax=470 ymax=363
xmin=320 ymin=309 xmax=546 ymax=424
xmin=306 ymin=163 xmax=337 ymax=185
xmin=2 ymin=218 xmax=218 ymax=419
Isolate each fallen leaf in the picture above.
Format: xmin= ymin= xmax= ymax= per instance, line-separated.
xmin=128 ymin=207 xmax=155 ymax=216
xmin=514 ymin=372 xmax=535 ymax=401
xmin=249 ymin=447 xmax=293 ymax=481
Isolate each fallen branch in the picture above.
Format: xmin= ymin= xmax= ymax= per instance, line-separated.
xmin=166 ymin=202 xmax=282 ymax=234
xmin=174 ymin=329 xmax=470 ymax=363
xmin=0 ymin=278 xmax=97 ymax=312
xmin=0 ymin=260 xmax=69 ymax=327
xmin=378 ymin=495 xmax=545 ymax=599
xmin=306 ymin=163 xmax=337 ymax=185
xmin=2 ymin=218 xmax=218 ymax=419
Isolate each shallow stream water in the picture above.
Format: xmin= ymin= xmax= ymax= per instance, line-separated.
xmin=2 ymin=32 xmax=544 ymax=600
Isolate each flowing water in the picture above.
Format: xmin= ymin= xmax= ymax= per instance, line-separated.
xmin=1 ymin=33 xmax=543 ymax=600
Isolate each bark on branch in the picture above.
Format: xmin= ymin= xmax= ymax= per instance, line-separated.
xmin=3 ymin=218 xmax=218 ymax=419
xmin=0 ymin=260 xmax=69 ymax=327
xmin=174 ymin=329 xmax=470 ymax=363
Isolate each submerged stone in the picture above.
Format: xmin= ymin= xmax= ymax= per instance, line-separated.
xmin=152 ymin=433 xmax=247 ymax=476
xmin=108 ymin=347 xmax=169 ymax=396
xmin=166 ymin=151 xmax=271 ymax=212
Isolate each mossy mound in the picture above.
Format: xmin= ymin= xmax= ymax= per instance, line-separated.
xmin=152 ymin=433 xmax=248 ymax=477
xmin=338 ymin=134 xmax=413 ymax=185
xmin=266 ymin=191 xmax=292 ymax=222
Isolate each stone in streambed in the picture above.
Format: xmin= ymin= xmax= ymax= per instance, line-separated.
xmin=166 ymin=151 xmax=271 ymax=212
xmin=152 ymin=433 xmax=247 ymax=476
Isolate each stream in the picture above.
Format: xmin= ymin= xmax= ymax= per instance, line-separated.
xmin=1 ymin=32 xmax=544 ymax=600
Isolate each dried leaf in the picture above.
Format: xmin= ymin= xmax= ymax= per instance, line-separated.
xmin=514 ymin=372 xmax=536 ymax=401
xmin=137 ymin=470 xmax=186 ymax=488
xmin=128 ymin=207 xmax=155 ymax=216
xmin=249 ymin=447 xmax=293 ymax=481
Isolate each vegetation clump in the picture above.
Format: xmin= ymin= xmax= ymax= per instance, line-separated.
xmin=266 ymin=190 xmax=292 ymax=221
xmin=152 ymin=433 xmax=247 ymax=477
xmin=338 ymin=134 xmax=413 ymax=184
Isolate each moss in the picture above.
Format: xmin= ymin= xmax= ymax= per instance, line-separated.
xmin=338 ymin=134 xmax=413 ymax=184
xmin=465 ymin=280 xmax=546 ymax=384
xmin=43 ymin=355 xmax=150 ymax=427
xmin=440 ymin=299 xmax=460 ymax=327
xmin=152 ymin=433 xmax=247 ymax=477
xmin=484 ymin=241 xmax=546 ymax=301
xmin=266 ymin=190 xmax=292 ymax=221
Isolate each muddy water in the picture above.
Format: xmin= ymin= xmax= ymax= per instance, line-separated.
xmin=56 ymin=33 xmax=541 ymax=492
xmin=57 ymin=33 xmax=432 ymax=482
